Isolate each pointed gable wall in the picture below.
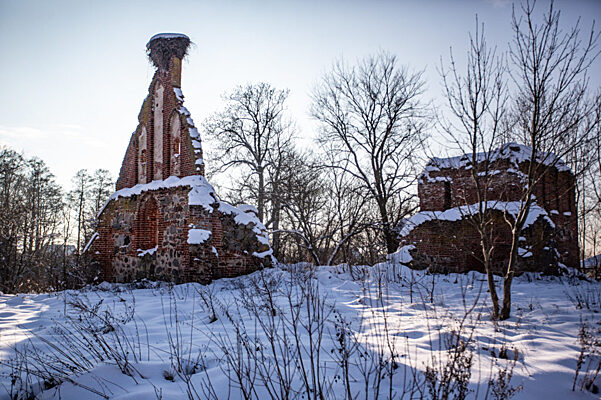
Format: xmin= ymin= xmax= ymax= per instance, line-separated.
xmin=115 ymin=43 xmax=204 ymax=191
xmin=89 ymin=34 xmax=272 ymax=285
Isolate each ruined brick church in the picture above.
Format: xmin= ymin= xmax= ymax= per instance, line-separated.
xmin=396 ymin=143 xmax=578 ymax=275
xmin=87 ymin=34 xmax=272 ymax=283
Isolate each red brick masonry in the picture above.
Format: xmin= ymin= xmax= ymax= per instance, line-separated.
xmin=87 ymin=35 xmax=272 ymax=283
xmin=395 ymin=143 xmax=578 ymax=275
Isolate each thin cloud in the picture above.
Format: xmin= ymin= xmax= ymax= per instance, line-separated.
xmin=487 ymin=0 xmax=512 ymax=8
xmin=0 ymin=124 xmax=116 ymax=189
xmin=0 ymin=126 xmax=50 ymax=140
xmin=0 ymin=125 xmax=107 ymax=147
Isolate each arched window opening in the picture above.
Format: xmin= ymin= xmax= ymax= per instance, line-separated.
xmin=154 ymin=84 xmax=165 ymax=180
xmin=138 ymin=126 xmax=148 ymax=184
xmin=174 ymin=137 xmax=181 ymax=157
xmin=443 ymin=181 xmax=452 ymax=210
xmin=170 ymin=112 xmax=182 ymax=176
xmin=137 ymin=197 xmax=159 ymax=250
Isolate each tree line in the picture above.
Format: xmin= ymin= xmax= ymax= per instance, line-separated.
xmin=0 ymin=148 xmax=112 ymax=293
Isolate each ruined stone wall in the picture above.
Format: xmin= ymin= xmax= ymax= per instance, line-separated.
xmin=400 ymin=210 xmax=559 ymax=275
xmin=115 ymin=133 xmax=139 ymax=190
xmin=92 ymin=187 xmax=191 ymax=282
xmin=417 ymin=159 xmax=578 ymax=269
xmin=531 ymin=167 xmax=578 ymax=268
xmin=187 ymin=205 xmax=272 ymax=281
xmin=214 ymin=211 xmax=271 ymax=278
xmin=420 ymin=158 xmax=524 ymax=211
xmin=91 ymin=186 xmax=270 ymax=284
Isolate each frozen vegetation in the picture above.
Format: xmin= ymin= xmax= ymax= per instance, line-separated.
xmin=1 ymin=261 xmax=600 ymax=399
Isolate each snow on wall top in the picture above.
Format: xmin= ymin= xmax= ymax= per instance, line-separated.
xmin=97 ymin=175 xmax=271 ymax=256
xmin=101 ymin=175 xmax=217 ymax=215
xmin=238 ymin=204 xmax=259 ymax=215
xmin=424 ymin=142 xmax=571 ymax=175
xmin=174 ymin=88 xmax=204 ymax=169
xmin=217 ymin=201 xmax=271 ymax=248
xmin=83 ymin=232 xmax=99 ymax=254
xmin=398 ymin=201 xmax=555 ymax=237
xmin=387 ymin=244 xmax=415 ymax=265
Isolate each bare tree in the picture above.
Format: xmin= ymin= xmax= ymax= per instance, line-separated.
xmin=89 ymin=169 xmax=113 ymax=219
xmin=439 ymin=17 xmax=508 ymax=319
xmin=311 ymin=52 xmax=427 ymax=255
xmin=317 ymin=141 xmax=376 ymax=266
xmin=274 ymin=150 xmax=329 ymax=264
xmin=500 ymin=0 xmax=600 ymax=319
xmin=69 ymin=169 xmax=92 ymax=258
xmin=204 ymin=83 xmax=295 ymax=227
xmin=0 ymin=149 xmax=110 ymax=292
xmin=85 ymin=169 xmax=113 ymax=241
xmin=0 ymin=149 xmax=27 ymax=291
xmin=576 ymin=94 xmax=601 ymax=273
xmin=273 ymin=148 xmax=372 ymax=267
xmin=0 ymin=149 xmax=64 ymax=292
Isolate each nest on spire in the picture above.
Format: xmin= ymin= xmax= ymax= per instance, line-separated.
xmin=146 ymin=33 xmax=191 ymax=70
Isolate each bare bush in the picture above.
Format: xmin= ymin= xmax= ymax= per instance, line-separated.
xmin=573 ymin=319 xmax=601 ymax=394
xmin=487 ymin=346 xmax=523 ymax=400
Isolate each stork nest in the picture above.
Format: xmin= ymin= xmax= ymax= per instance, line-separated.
xmin=146 ymin=34 xmax=191 ymax=70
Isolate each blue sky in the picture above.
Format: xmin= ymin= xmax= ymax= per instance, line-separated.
xmin=1 ymin=0 xmax=599 ymax=189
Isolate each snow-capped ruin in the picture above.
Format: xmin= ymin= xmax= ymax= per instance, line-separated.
xmin=87 ymin=34 xmax=272 ymax=283
xmin=396 ymin=143 xmax=579 ymax=275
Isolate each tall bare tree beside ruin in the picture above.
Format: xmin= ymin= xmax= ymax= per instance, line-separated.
xmin=500 ymin=0 xmax=599 ymax=319
xmin=563 ymin=93 xmax=601 ymax=274
xmin=204 ymin=83 xmax=295 ymax=232
xmin=89 ymin=169 xmax=113 ymax=220
xmin=585 ymin=102 xmax=601 ymax=275
xmin=312 ymin=53 xmax=427 ymax=255
xmin=319 ymin=144 xmax=374 ymax=266
xmin=69 ymin=169 xmax=92 ymax=258
xmin=440 ymin=18 xmax=508 ymax=319
xmin=274 ymin=150 xmax=330 ymax=264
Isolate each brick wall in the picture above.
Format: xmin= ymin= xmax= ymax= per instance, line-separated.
xmin=406 ymin=155 xmax=579 ymax=273
xmin=93 ymin=37 xmax=268 ymax=284
xmin=400 ymin=210 xmax=559 ymax=274
xmin=115 ymin=55 xmax=204 ymax=191
xmin=91 ymin=185 xmax=270 ymax=284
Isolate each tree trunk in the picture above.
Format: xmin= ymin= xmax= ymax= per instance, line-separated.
xmin=271 ymin=196 xmax=281 ymax=258
xmin=500 ymin=232 xmax=520 ymax=320
xmin=383 ymin=228 xmax=398 ymax=255
xmin=482 ymin=244 xmax=500 ymax=320
xmin=500 ymin=270 xmax=514 ymax=320
xmin=76 ymin=187 xmax=84 ymax=259
xmin=377 ymin=199 xmax=398 ymax=254
xmin=257 ymin=167 xmax=265 ymax=223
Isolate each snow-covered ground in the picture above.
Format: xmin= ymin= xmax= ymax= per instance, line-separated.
xmin=0 ymin=262 xmax=599 ymax=399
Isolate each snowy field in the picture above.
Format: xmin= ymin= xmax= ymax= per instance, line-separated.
xmin=1 ymin=262 xmax=600 ymax=399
